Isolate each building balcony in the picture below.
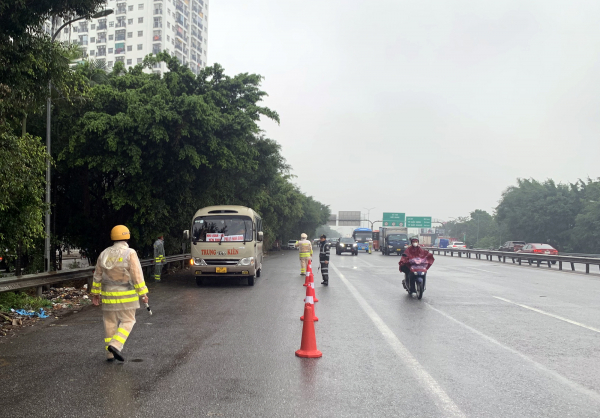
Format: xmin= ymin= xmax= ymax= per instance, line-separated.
xmin=116 ymin=22 xmax=126 ymax=28
xmin=97 ymin=24 xmax=107 ymax=30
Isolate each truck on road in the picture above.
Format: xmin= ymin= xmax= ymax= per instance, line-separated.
xmin=379 ymin=227 xmax=409 ymax=256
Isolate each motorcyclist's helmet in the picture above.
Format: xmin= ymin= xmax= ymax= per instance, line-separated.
xmin=410 ymin=236 xmax=419 ymax=247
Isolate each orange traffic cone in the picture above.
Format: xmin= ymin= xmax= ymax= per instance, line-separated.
xmin=304 ymin=281 xmax=318 ymax=303
xmin=303 ymin=270 xmax=311 ymax=287
xmin=301 ymin=284 xmax=319 ymax=321
xmin=304 ymin=261 xmax=314 ymax=286
xmin=296 ymin=303 xmax=322 ymax=358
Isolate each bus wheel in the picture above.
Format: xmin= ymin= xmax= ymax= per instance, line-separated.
xmin=248 ymin=276 xmax=255 ymax=286
xmin=195 ymin=277 xmax=203 ymax=287
xmin=256 ymin=267 xmax=262 ymax=277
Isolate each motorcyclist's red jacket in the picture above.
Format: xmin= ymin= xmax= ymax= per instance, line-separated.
xmin=398 ymin=246 xmax=435 ymax=271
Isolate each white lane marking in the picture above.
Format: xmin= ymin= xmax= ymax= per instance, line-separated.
xmin=493 ymin=296 xmax=600 ymax=334
xmin=426 ymin=303 xmax=600 ymax=404
xmin=330 ymin=262 xmax=465 ymax=417
xmin=356 ymin=257 xmax=376 ymax=268
xmin=466 ymin=267 xmax=496 ymax=273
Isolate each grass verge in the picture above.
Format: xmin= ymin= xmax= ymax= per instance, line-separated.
xmin=0 ymin=291 xmax=53 ymax=312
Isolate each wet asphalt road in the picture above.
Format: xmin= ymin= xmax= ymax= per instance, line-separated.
xmin=2 ymin=248 xmax=600 ymax=417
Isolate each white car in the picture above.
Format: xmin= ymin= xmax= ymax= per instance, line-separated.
xmin=448 ymin=241 xmax=466 ymax=249
xmin=287 ymin=240 xmax=297 ymax=250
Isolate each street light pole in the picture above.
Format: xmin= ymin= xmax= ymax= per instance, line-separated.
xmin=363 ymin=207 xmax=376 ymax=229
xmin=45 ymin=9 xmax=113 ymax=271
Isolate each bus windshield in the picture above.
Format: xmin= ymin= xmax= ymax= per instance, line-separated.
xmin=353 ymin=231 xmax=373 ymax=242
xmin=192 ymin=215 xmax=253 ymax=242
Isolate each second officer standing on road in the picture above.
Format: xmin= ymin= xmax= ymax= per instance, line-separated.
xmin=153 ymin=235 xmax=165 ymax=282
xmin=318 ymin=235 xmax=331 ymax=285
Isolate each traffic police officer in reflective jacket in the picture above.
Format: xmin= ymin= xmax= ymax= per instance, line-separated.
xmin=91 ymin=225 xmax=149 ymax=362
xmin=318 ymin=235 xmax=330 ymax=285
xmin=153 ymin=235 xmax=166 ymax=281
xmin=295 ymin=233 xmax=313 ymax=275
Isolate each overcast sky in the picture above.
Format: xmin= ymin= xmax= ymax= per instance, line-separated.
xmin=208 ymin=0 xmax=600 ymax=225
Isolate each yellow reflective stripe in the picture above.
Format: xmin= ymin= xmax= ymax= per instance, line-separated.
xmin=101 ymin=290 xmax=137 ymax=296
xmin=117 ymin=327 xmax=130 ymax=337
xmin=105 ymin=346 xmax=109 ymax=351
xmin=91 ymin=289 xmax=101 ymax=294
xmin=92 ymin=282 xmax=102 ymax=287
xmin=102 ymin=296 xmax=139 ymax=304
xmin=113 ymin=335 xmax=126 ymax=344
xmin=134 ymin=282 xmax=146 ymax=289
xmin=137 ymin=288 xmax=149 ymax=295
xmin=105 ymin=338 xmax=112 ymax=342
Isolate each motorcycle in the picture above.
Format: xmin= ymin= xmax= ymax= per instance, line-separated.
xmin=401 ymin=256 xmax=428 ymax=300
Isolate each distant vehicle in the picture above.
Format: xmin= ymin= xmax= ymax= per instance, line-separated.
xmin=448 ymin=242 xmax=466 ymax=249
xmin=499 ymin=241 xmax=526 ymax=252
xmin=373 ymin=231 xmax=380 ymax=251
xmin=379 ymin=227 xmax=409 ymax=255
xmin=352 ymin=228 xmax=373 ymax=252
xmin=336 ymin=237 xmax=358 ymax=256
xmin=288 ymin=240 xmax=297 ymax=250
xmin=517 ymin=244 xmax=558 ymax=255
xmin=434 ymin=238 xmax=449 ymax=248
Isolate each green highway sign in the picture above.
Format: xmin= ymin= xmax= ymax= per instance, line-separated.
xmin=382 ymin=212 xmax=405 ymax=227
xmin=406 ymin=216 xmax=432 ymax=228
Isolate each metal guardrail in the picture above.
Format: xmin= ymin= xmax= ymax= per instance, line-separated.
xmin=0 ymin=254 xmax=191 ymax=294
xmin=425 ymin=248 xmax=600 ymax=274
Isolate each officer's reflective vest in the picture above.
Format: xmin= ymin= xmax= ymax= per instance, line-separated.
xmin=296 ymin=240 xmax=313 ymax=258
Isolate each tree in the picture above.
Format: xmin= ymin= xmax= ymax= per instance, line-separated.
xmin=0 ymin=133 xmax=47 ymax=253
xmin=26 ymin=55 xmax=329 ymax=263
xmin=496 ymin=179 xmax=581 ymax=250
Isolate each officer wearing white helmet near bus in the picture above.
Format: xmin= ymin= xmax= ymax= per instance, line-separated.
xmin=295 ymin=233 xmax=313 ymax=275
xmin=91 ymin=225 xmax=149 ymax=362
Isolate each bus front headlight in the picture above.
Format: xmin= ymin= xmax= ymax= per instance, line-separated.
xmin=238 ymin=257 xmax=255 ymax=266
xmin=194 ymin=258 xmax=207 ymax=266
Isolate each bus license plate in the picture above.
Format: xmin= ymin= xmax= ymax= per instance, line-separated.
xmin=216 ymin=267 xmax=227 ymax=273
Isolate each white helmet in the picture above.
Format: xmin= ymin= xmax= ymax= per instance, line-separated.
xmin=301 ymin=233 xmax=307 ymax=239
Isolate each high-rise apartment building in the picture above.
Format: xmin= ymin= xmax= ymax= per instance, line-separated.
xmin=52 ymin=0 xmax=209 ymax=76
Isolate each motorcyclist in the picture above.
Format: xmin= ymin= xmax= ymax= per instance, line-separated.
xmin=399 ymin=237 xmax=434 ymax=294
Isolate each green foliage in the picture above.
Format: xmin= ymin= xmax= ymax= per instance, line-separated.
xmin=0 ymin=291 xmax=52 ymax=313
xmin=496 ymin=179 xmax=582 ymax=250
xmin=449 ymin=178 xmax=600 ymax=252
xmin=0 ymin=133 xmax=48 ymax=252
xmin=25 ymin=54 xmax=329 ymax=262
xmin=0 ymin=0 xmax=106 ymax=39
